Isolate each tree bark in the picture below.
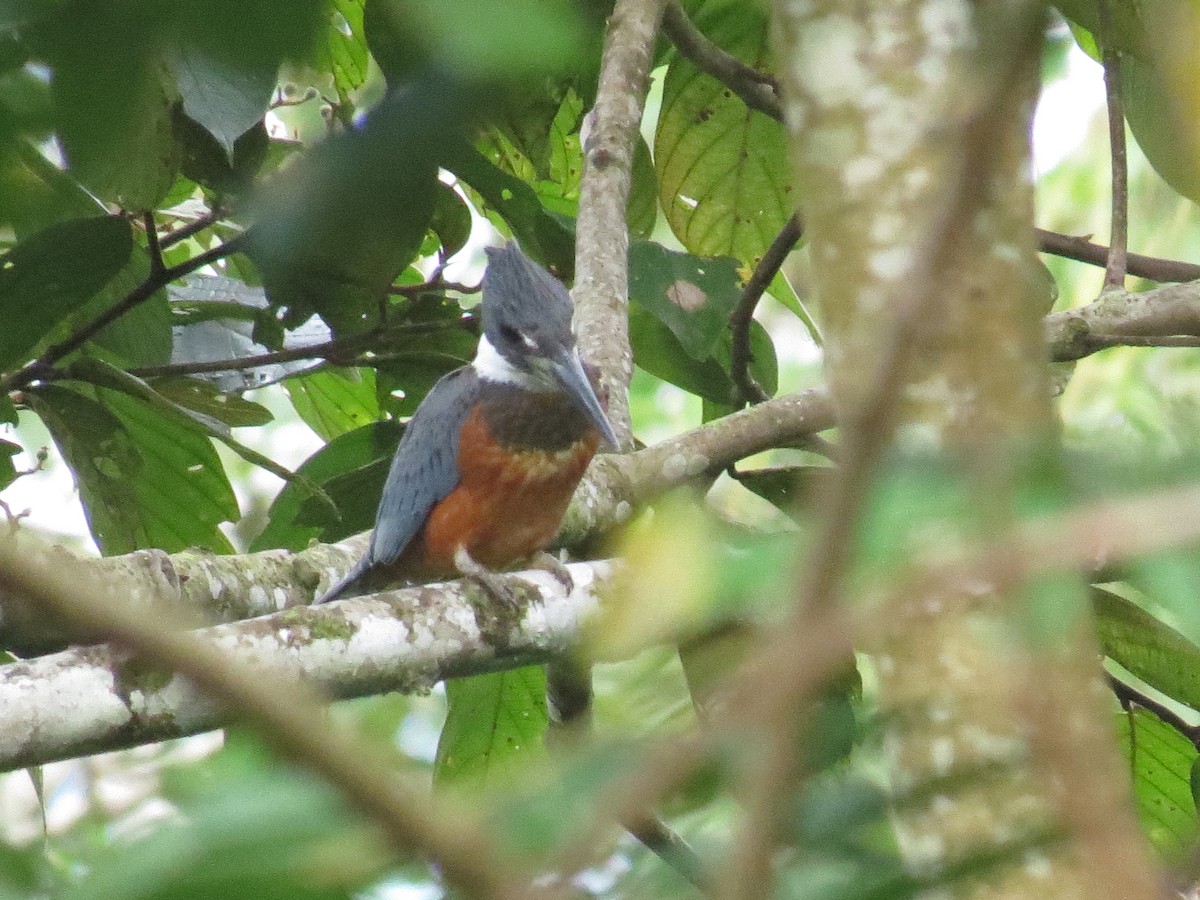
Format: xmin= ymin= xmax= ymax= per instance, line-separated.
xmin=771 ymin=1 xmax=1157 ymax=896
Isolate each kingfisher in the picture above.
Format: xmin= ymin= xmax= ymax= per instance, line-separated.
xmin=315 ymin=242 xmax=619 ymax=606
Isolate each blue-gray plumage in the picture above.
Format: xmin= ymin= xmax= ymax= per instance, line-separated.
xmin=315 ymin=367 xmax=480 ymax=603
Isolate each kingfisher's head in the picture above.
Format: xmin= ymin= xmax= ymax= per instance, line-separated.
xmin=475 ymin=242 xmax=618 ymax=449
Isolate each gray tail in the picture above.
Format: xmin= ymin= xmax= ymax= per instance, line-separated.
xmin=313 ymin=556 xmax=370 ymax=605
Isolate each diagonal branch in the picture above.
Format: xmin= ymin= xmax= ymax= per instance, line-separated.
xmin=1035 ymin=228 xmax=1200 ymax=283
xmin=729 ymin=214 xmax=803 ymax=406
xmin=661 ymin=0 xmax=782 ymax=120
xmin=0 ymin=528 xmax=543 ymax=900
xmin=1 ymin=232 xmax=249 ymax=394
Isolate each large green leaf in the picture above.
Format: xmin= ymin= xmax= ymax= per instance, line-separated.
xmin=434 ymin=667 xmax=548 ymax=790
xmin=628 ymin=241 xmax=742 ymax=360
xmin=151 ymin=376 xmax=274 ymax=428
xmin=444 ymin=141 xmax=575 ymax=275
xmin=1115 ymin=706 xmax=1198 ymax=858
xmin=251 ymin=421 xmax=401 ymax=552
xmin=247 ymin=80 xmax=450 ymax=334
xmin=35 ymin=2 xmax=178 ymax=209
xmin=629 ymin=304 xmax=777 ymax=405
xmin=655 ymin=0 xmax=791 ymax=264
xmin=28 ymin=384 xmax=237 ymax=554
xmin=0 ymin=216 xmax=132 ymax=372
xmin=322 ymin=0 xmax=370 ymax=97
xmin=74 ymin=246 xmax=172 ymax=368
xmin=1093 ymin=586 xmax=1200 ymax=712
xmin=168 ymin=45 xmax=274 ymax=161
xmin=285 ymin=368 xmax=381 ymax=442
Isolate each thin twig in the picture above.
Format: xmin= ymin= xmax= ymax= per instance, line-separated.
xmin=729 ymin=214 xmax=803 ymax=406
xmin=661 ymin=0 xmax=783 ymax=121
xmin=121 ymin=318 xmax=476 ymax=380
xmin=387 ymin=278 xmax=480 ymax=297
xmin=142 ymin=212 xmax=165 ymax=277
xmin=1 ymin=233 xmax=250 ymax=394
xmin=1098 ymin=0 xmax=1128 ymax=289
xmin=159 ymin=206 xmax=224 ymax=250
xmin=1035 ymin=228 xmax=1200 ymax=283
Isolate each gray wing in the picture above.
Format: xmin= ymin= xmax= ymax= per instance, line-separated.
xmin=368 ymin=365 xmax=478 ymax=566
xmin=314 ymin=366 xmax=477 ymax=604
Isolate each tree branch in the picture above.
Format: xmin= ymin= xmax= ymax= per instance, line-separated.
xmin=661 ymin=0 xmax=782 ymax=121
xmin=1035 ymin=228 xmax=1200 ymax=283
xmin=572 ymin=0 xmax=668 ymax=450
xmin=1098 ymin=0 xmax=1129 ymax=289
xmin=0 ymin=387 xmax=835 ymax=654
xmin=1 ymin=232 xmax=250 ymax=394
xmin=1045 ymin=278 xmax=1200 ymax=360
xmin=729 ymin=214 xmax=803 ymax=406
xmin=0 ymin=528 xmax=544 ymax=899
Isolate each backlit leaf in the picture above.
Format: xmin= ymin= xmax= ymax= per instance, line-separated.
xmin=435 ymin=668 xmax=548 ymax=790
xmin=655 ymin=0 xmax=791 ymax=264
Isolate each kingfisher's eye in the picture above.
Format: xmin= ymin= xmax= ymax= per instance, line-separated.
xmin=500 ymin=324 xmax=521 ymax=345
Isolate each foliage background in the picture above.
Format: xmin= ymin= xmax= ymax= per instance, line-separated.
xmin=2 ymin=0 xmax=1200 ymax=897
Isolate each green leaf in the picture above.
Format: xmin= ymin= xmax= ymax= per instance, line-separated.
xmin=251 ymin=421 xmax=401 ymax=552
xmin=655 ymin=0 xmax=792 ymax=264
xmin=1116 ymin=706 xmax=1198 ymax=858
xmin=629 ymin=305 xmax=776 ymax=405
xmin=444 ymin=141 xmax=575 ymax=275
xmin=77 ymin=246 xmax=172 ymax=368
xmin=1121 ymin=51 xmax=1200 ymax=204
xmin=28 ymin=384 xmax=237 ymax=554
xmin=175 ymin=110 xmax=270 ymax=196
xmin=735 ymin=465 xmax=835 ymax=521
xmin=37 ymin=3 xmax=179 ymax=209
xmin=628 ymin=241 xmax=741 ymax=360
xmin=0 ymin=438 xmax=19 ymax=491
xmin=429 ymin=181 xmax=472 ymax=260
xmin=0 ymin=395 xmax=15 ymax=425
xmin=768 ymin=270 xmax=822 ymax=346
xmin=150 ymin=377 xmax=274 ymax=428
xmin=60 ymin=755 xmax=374 ymax=900
xmin=247 ymin=79 xmax=450 ymax=334
xmin=1093 ymin=587 xmax=1200 ymax=712
xmin=0 ymin=216 xmax=132 ymax=372
xmin=435 ymin=667 xmax=548 ymax=790
xmin=323 ymin=0 xmax=370 ymax=96
xmin=285 ymin=368 xmax=380 ymax=442
xmin=168 ymin=44 xmax=274 ymax=160
xmin=627 ymin=135 xmax=658 ymax=239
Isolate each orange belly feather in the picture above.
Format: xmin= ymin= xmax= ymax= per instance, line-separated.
xmin=401 ymin=406 xmax=599 ymax=578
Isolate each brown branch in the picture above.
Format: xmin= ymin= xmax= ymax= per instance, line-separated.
xmin=142 ymin=212 xmax=165 ymax=278
xmin=572 ymin=0 xmax=669 ymax=450
xmin=1045 ymin=279 xmax=1200 ymax=361
xmin=729 ymin=214 xmax=803 ymax=406
xmin=123 ymin=317 xmax=476 ymax=380
xmin=159 ymin=206 xmax=224 ymax=250
xmin=0 ymin=530 xmax=537 ymax=900
xmin=1099 ymin=0 xmax=1129 ymax=289
xmin=1 ymin=232 xmax=250 ymax=394
xmin=1035 ymin=228 xmax=1200 ymax=283
xmin=661 ymin=0 xmax=782 ymax=121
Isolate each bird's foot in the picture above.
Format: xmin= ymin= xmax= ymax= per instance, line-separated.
xmin=454 ymin=546 xmax=521 ymax=611
xmin=529 ymin=551 xmax=574 ymax=593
